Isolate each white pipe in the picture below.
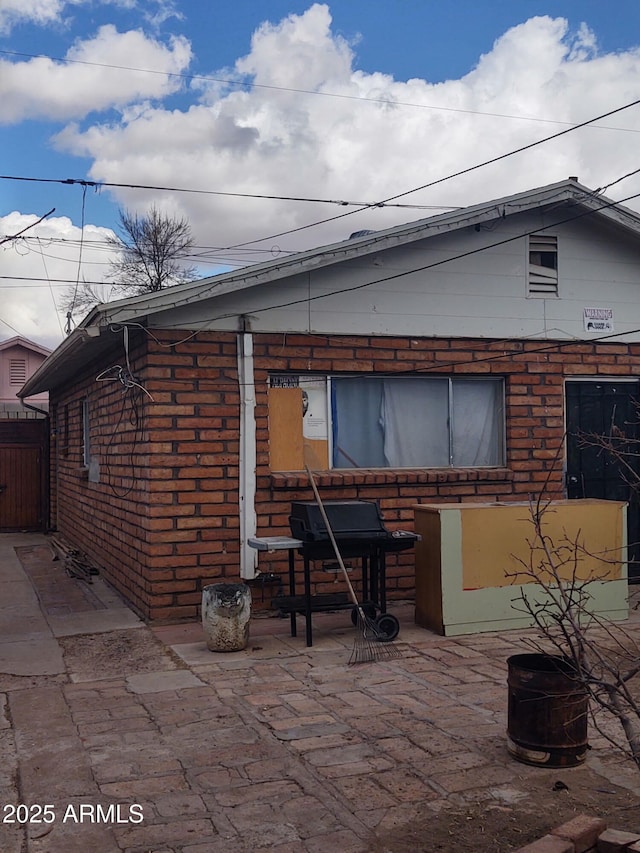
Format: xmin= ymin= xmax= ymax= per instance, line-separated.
xmin=237 ymin=330 xmax=258 ymax=579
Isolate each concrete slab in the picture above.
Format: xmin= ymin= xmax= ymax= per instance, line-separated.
xmin=0 ymin=578 xmax=42 ymax=605
xmin=126 ymin=669 xmax=206 ymax=693
xmin=0 ymin=604 xmax=51 ymax=641
xmin=171 ymin=637 xmax=302 ymax=667
xmin=47 ymin=608 xmax=144 ymax=637
xmin=0 ymin=638 xmax=65 ymax=676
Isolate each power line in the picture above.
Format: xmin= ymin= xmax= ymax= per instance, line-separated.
xmin=35 ymin=237 xmax=65 ymax=337
xmin=6 ymin=180 xmax=639 ymax=348
xmin=4 ymin=175 xmax=640 ymax=293
xmin=67 ymin=185 xmax=88 ymax=333
xmin=0 ymin=173 xmax=461 ymax=212
xmin=0 ymin=275 xmax=144 ymax=286
xmin=3 ymin=47 xmax=640 ymax=134
xmin=3 ymin=99 xmax=640 ymax=258
xmin=2 ymin=235 xmax=292 ymax=266
xmin=0 ymin=208 xmax=55 ymax=245
xmin=596 ymin=166 xmax=640 ymax=195
xmin=3 ymin=110 xmax=640 ymax=311
xmin=156 ymin=186 xmax=640 ymax=332
xmin=0 ymin=315 xmax=25 ymax=335
xmin=227 ymin=97 xmax=640 ymax=249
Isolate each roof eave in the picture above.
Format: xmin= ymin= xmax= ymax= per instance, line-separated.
xmin=18 ymin=328 xmax=102 ymax=398
xmin=100 ymin=179 xmax=618 ymax=326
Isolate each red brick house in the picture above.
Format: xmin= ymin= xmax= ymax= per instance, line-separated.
xmin=19 ymin=179 xmax=640 ymax=620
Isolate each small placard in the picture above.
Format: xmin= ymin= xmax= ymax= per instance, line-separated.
xmin=583 ymin=307 xmax=613 ymax=333
xmin=270 ymin=375 xmax=299 ymax=388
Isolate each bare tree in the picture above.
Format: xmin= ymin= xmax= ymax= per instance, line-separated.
xmin=106 ymin=205 xmax=196 ymax=295
xmin=510 ymin=497 xmax=640 ymax=770
xmin=62 ymin=206 xmax=197 ymax=328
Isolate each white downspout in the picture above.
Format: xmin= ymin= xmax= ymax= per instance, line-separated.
xmin=237 ymin=329 xmax=258 ymax=579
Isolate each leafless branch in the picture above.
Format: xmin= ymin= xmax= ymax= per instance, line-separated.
xmin=511 ymin=502 xmax=640 ymax=770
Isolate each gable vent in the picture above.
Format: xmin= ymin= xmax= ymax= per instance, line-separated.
xmin=9 ymin=359 xmax=27 ymax=385
xmin=528 ymin=235 xmax=558 ymax=296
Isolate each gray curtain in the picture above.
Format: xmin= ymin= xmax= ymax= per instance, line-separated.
xmin=332 ymin=377 xmax=503 ymax=469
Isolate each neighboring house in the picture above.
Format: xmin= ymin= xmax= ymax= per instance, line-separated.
xmin=0 ymin=336 xmax=51 ymax=531
xmin=18 ymin=179 xmax=640 ymax=620
xmin=0 ymin=336 xmax=50 ymax=411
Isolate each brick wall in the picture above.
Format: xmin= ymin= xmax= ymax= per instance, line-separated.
xmin=49 ymin=328 xmax=640 ymax=622
xmin=51 ymin=331 xmax=154 ymax=615
xmin=50 ymin=329 xmax=242 ymax=621
xmin=250 ymin=334 xmax=640 ymax=602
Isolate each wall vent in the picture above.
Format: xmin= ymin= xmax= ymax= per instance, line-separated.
xmin=528 ymin=235 xmax=558 ymax=296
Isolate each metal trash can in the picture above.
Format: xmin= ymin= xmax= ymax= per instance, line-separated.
xmin=507 ymin=653 xmax=588 ymax=767
xmin=202 ymin=583 xmax=251 ymax=652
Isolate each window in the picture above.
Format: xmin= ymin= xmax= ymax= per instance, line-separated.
xmin=332 ymin=377 xmax=504 ymax=468
xmin=268 ymin=374 xmax=505 ymax=471
xmin=81 ymin=399 xmax=91 ymax=467
xmin=58 ymin=403 xmax=69 ymax=456
xmin=528 ymin=235 xmax=558 ymax=296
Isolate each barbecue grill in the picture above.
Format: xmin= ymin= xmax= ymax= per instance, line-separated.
xmin=290 ymin=500 xmax=390 ymax=541
xmin=268 ymin=500 xmax=419 ymax=646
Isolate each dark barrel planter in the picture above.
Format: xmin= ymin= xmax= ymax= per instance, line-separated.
xmin=507 ymin=653 xmax=588 ymax=768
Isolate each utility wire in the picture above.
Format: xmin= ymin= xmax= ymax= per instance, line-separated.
xmin=35 ymin=237 xmax=65 ymax=337
xmin=151 ymin=186 xmax=640 ymax=330
xmin=0 ymin=208 xmax=55 ymax=245
xmin=596 ymin=166 xmax=640 ymax=195
xmin=3 ymin=174 xmax=640 ymax=292
xmin=2 ymin=111 xmax=640 ymax=318
xmin=97 ymin=179 xmax=640 ymax=374
xmin=0 ymin=173 xmax=460 ymax=212
xmin=4 ymin=47 xmax=640 ymax=133
xmin=67 ymin=184 xmax=87 ymax=334
xmin=0 ymin=315 xmax=25 ymax=335
xmin=2 ymin=98 xmax=640 ymax=257
xmin=0 ymin=276 xmax=150 ymax=285
xmin=227 ymin=96 xmax=640 ymax=249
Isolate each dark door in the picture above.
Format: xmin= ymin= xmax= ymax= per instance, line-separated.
xmin=566 ymin=381 xmax=640 ymax=581
xmin=0 ymin=445 xmax=43 ymax=531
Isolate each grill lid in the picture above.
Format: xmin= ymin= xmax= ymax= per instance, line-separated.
xmin=289 ymin=500 xmax=388 ymax=541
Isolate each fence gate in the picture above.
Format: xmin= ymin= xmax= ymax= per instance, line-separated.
xmin=0 ymin=420 xmax=47 ymax=532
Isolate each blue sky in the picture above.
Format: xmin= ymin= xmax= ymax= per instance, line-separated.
xmin=2 ymin=0 xmax=640 ymax=345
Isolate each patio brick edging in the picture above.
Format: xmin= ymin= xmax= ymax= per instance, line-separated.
xmin=514 ymin=814 xmax=640 ymax=852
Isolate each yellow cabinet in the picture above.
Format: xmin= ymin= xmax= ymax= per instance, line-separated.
xmin=413 ymin=500 xmax=628 ymax=636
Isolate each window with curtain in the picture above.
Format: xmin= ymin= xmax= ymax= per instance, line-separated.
xmin=331 ymin=376 xmax=504 ymax=469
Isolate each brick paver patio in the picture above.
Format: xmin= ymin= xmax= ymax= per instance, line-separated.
xmin=1 ymin=534 xmax=639 ymax=852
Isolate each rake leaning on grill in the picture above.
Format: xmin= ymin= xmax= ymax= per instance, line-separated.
xmin=305 ymin=467 xmax=402 ymax=665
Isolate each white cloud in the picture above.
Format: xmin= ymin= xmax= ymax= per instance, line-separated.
xmin=45 ymin=6 xmax=640 ymax=255
xmin=0 ymin=24 xmax=191 ymax=123
xmin=0 ymin=0 xmax=67 ymax=34
xmin=5 ymin=3 xmax=640 ymax=343
xmin=0 ymin=0 xmax=157 ymax=34
xmin=235 ymin=3 xmax=354 ymax=90
xmin=0 ymin=212 xmax=115 ymax=348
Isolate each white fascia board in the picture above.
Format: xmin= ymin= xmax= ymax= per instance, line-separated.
xmin=18 ymin=328 xmax=91 ymax=398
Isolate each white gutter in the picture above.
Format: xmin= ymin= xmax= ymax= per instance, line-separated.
xmin=237 ymin=330 xmax=258 ymax=579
